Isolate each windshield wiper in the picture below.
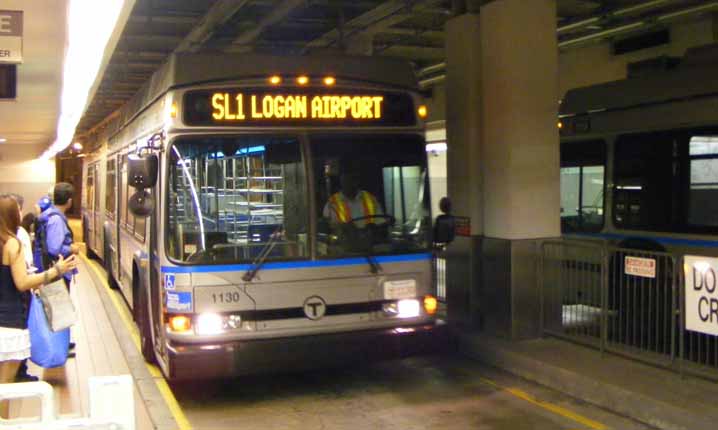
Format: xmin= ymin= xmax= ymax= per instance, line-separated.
xmin=366 ymin=252 xmax=382 ymax=274
xmin=242 ymin=226 xmax=283 ymax=282
xmin=365 ymin=229 xmax=382 ymax=274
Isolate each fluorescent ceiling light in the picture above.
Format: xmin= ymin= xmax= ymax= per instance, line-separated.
xmin=40 ymin=0 xmax=126 ymax=160
xmin=426 ymin=143 xmax=447 ymax=152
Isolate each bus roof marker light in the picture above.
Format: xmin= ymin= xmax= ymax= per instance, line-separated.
xmin=269 ymin=75 xmax=282 ymax=85
xmin=418 ymin=105 xmax=428 ymax=119
xmin=323 ymin=76 xmax=336 ymax=86
xmin=297 ymin=75 xmax=309 ymax=86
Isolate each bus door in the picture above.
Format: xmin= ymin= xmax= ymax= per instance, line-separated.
xmin=92 ymin=163 xmax=101 ymax=249
xmin=149 ymin=153 xmax=163 ymax=356
xmin=85 ymin=164 xmax=95 ymax=247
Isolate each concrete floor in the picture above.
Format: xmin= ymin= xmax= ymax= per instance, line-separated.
xmin=172 ymin=354 xmax=655 ymax=430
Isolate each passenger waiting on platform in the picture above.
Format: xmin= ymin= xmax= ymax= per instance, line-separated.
xmin=0 ymin=196 xmax=76 ymax=417
xmin=36 ymin=183 xmax=79 ymax=357
xmin=36 ymin=183 xmax=79 ymax=289
xmin=5 ymin=195 xmax=40 ymax=382
xmin=8 ymin=194 xmax=35 ymax=271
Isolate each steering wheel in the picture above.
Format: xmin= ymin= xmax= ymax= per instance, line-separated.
xmin=347 ymin=214 xmax=396 ymax=227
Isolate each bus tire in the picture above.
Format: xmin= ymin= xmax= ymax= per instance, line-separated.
xmin=134 ymin=269 xmax=156 ymax=364
xmin=104 ymin=241 xmax=119 ymax=290
xmin=82 ymin=216 xmax=97 ymax=260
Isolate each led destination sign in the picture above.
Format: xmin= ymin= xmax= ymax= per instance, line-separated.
xmin=183 ymin=89 xmax=415 ymax=127
xmin=212 ymin=93 xmax=384 ymax=120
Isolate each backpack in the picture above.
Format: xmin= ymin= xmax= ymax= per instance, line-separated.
xmin=33 ymin=212 xmax=73 ymax=271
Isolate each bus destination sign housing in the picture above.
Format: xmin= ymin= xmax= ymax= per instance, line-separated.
xmin=183 ymin=88 xmax=416 ymax=127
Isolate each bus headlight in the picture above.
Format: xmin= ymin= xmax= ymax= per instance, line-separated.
xmin=383 ymin=299 xmax=421 ymax=318
xmin=196 ymin=313 xmax=224 ymax=335
xmin=227 ymin=314 xmax=242 ymax=329
xmin=397 ymin=299 xmax=420 ymax=318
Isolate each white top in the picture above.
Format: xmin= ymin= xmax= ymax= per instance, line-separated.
xmin=16 ymin=226 xmax=34 ymax=270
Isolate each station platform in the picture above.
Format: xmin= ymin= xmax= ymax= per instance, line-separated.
xmin=3 ymin=219 xmax=182 ymax=429
xmin=7 ymin=255 xmax=156 ymax=428
xmin=458 ymin=331 xmax=718 ymax=430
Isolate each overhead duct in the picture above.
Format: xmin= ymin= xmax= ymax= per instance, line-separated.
xmin=419 ymin=1 xmax=718 ymax=87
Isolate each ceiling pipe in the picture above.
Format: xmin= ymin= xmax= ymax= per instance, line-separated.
xmin=418 ymin=1 xmax=718 ymax=85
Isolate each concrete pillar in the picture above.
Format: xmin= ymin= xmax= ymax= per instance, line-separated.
xmin=444 ymin=13 xmax=483 ymax=327
xmin=445 ymin=0 xmax=559 ymax=338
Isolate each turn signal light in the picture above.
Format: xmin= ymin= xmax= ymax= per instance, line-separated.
xmin=297 ymin=75 xmax=309 ymax=85
xmin=417 ymin=105 xmax=428 ymax=119
xmin=169 ymin=315 xmax=191 ymax=333
xmin=424 ymin=295 xmax=438 ymax=315
xmin=169 ymin=102 xmax=178 ymax=118
xmin=269 ymin=75 xmax=282 ymax=85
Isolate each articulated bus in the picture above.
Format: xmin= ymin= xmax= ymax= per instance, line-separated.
xmin=559 ymin=44 xmax=718 ymax=257
xmin=81 ymin=54 xmax=445 ymax=380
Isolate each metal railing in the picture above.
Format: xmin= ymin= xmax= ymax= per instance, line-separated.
xmin=434 ymin=255 xmax=446 ymax=302
xmin=540 ymin=239 xmax=718 ymax=380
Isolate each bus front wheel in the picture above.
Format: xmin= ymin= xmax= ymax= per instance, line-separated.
xmin=134 ymin=271 xmax=157 ymax=364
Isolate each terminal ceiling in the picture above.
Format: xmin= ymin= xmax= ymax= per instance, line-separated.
xmin=74 ymin=0 xmax=717 ymax=142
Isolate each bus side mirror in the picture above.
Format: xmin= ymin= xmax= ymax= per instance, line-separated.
xmin=129 ymin=190 xmax=154 ymax=218
xmin=128 ymin=154 xmax=158 ymax=189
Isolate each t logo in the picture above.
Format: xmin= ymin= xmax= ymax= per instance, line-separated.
xmin=303 ymin=295 xmax=327 ymax=320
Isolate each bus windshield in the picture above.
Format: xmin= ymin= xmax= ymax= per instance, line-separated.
xmin=312 ymin=134 xmax=430 ymax=258
xmin=166 ymin=134 xmax=430 ymax=265
xmin=167 ymin=135 xmax=308 ymax=264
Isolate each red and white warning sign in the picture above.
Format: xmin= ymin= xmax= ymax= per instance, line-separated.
xmin=624 ymin=256 xmax=656 ymax=279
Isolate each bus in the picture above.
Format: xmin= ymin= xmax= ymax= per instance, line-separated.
xmin=556 ymin=44 xmax=718 ymax=362
xmin=559 ymin=43 xmax=718 ymax=256
xmin=81 ymin=54 xmax=445 ymax=380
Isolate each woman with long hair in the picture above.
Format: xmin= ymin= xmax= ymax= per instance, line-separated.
xmin=0 ymin=196 xmax=76 ymax=416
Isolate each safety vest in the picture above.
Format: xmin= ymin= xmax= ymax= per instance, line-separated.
xmin=329 ymin=191 xmax=378 ymax=224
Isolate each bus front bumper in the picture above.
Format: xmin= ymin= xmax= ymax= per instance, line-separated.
xmin=166 ymin=321 xmax=448 ymax=381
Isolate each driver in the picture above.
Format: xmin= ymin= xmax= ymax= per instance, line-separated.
xmin=322 ymin=161 xmax=384 ymax=230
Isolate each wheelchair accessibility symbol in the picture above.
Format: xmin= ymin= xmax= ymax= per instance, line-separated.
xmin=164 ymin=274 xmax=175 ymax=290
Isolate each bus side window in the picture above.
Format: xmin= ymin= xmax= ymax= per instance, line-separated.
xmin=86 ymin=165 xmax=94 ymax=211
xmin=560 ymin=140 xmax=606 ymax=233
xmin=106 ymin=158 xmax=116 ymax=218
xmin=687 ymin=135 xmax=718 ymax=228
xmin=614 ymin=133 xmax=675 ymax=231
xmin=120 ymin=155 xmax=128 ymax=229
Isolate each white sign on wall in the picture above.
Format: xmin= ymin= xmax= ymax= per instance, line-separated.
xmin=684 ymin=255 xmax=718 ymax=336
xmin=624 ymin=256 xmax=656 ymax=278
xmin=0 ymin=10 xmax=22 ymax=63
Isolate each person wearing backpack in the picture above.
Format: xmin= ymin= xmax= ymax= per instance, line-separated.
xmin=36 ymin=183 xmax=80 ymax=357
xmin=36 ymin=183 xmax=80 ymax=287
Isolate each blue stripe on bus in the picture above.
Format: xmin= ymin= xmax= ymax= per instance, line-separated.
xmin=572 ymin=232 xmax=718 ymax=248
xmin=160 ymin=253 xmax=432 ymax=273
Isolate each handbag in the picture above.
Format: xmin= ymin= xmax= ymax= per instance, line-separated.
xmin=38 ymin=279 xmax=77 ymax=332
xmin=28 ymin=293 xmax=70 ymax=368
